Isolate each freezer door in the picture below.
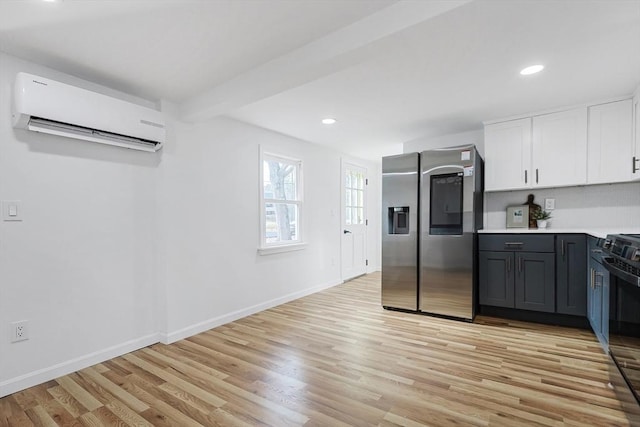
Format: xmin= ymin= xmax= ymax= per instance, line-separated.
xmin=419 ymin=146 xmax=479 ymax=320
xmin=381 ymin=153 xmax=419 ymax=311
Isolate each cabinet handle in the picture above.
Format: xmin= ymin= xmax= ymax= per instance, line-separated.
xmin=591 ymin=249 xmax=603 ymax=254
xmin=507 ymin=257 xmax=511 ymax=272
xmin=634 ymin=156 xmax=639 ymax=174
xmin=561 ymin=240 xmax=565 ymax=258
xmin=595 ymin=272 xmax=603 ymax=287
xmin=504 ymin=242 xmax=524 ymax=247
xmin=524 ymin=170 xmax=528 ymax=184
xmin=518 ymin=256 xmax=523 ymax=272
xmin=536 ymin=168 xmax=539 ymax=184
xmin=590 ymin=268 xmax=594 ymax=289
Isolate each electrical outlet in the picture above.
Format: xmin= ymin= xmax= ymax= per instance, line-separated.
xmin=10 ymin=320 xmax=29 ymax=343
xmin=545 ymin=198 xmax=555 ymax=210
xmin=2 ymin=200 xmax=23 ymax=221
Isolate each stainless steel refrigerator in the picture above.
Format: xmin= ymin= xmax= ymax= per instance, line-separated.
xmin=381 ymin=145 xmax=483 ymax=321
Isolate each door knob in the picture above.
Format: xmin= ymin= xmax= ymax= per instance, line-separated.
xmin=343 ymin=230 xmax=352 ymax=234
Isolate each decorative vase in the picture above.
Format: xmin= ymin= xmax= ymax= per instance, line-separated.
xmin=537 ymin=219 xmax=548 ymax=229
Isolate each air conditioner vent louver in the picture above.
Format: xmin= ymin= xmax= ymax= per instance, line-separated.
xmin=28 ymin=117 xmax=160 ymax=152
xmin=13 ymin=72 xmax=165 ymax=152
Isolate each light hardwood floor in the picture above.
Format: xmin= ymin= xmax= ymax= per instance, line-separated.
xmin=2 ymin=272 xmax=640 ymax=426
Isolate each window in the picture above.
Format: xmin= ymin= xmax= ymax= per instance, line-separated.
xmin=345 ymin=168 xmax=365 ymax=225
xmin=260 ymin=151 xmax=303 ymax=252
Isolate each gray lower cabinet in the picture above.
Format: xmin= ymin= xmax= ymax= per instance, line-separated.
xmin=479 ymin=251 xmax=514 ymax=307
xmin=479 ymin=233 xmax=590 ymax=320
xmin=515 ymin=252 xmax=555 ymax=313
xmin=556 ymin=235 xmax=587 ymax=315
xmin=587 ymin=235 xmax=609 ymax=346
xmin=479 ymin=235 xmax=555 ymax=313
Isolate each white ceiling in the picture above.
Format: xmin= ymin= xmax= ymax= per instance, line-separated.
xmin=1 ymin=0 xmax=639 ymax=160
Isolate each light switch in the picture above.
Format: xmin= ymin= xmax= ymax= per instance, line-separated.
xmin=544 ymin=198 xmax=555 ymax=210
xmin=2 ymin=200 xmax=23 ymax=221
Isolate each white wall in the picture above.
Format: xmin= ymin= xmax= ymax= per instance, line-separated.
xmin=403 ymin=129 xmax=484 ymax=158
xmin=484 ymin=182 xmax=640 ymax=230
xmin=0 ymin=53 xmax=159 ymax=396
xmin=368 ymin=161 xmax=382 ymax=271
xmin=156 ymin=115 xmax=381 ymax=342
xmin=0 ymin=52 xmax=381 ymax=396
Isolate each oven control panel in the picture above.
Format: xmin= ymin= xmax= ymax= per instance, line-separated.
xmin=603 ymin=234 xmax=640 ymax=270
xmin=618 ymin=244 xmax=640 ymax=263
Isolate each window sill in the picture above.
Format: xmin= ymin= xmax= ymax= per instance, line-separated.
xmin=257 ymin=243 xmax=308 ymax=256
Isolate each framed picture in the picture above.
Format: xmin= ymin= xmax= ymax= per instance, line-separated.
xmin=506 ymin=205 xmax=529 ymax=228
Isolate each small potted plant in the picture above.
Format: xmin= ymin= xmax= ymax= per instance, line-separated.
xmin=532 ymin=209 xmax=552 ymax=229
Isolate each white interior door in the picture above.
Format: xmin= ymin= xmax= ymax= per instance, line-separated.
xmin=341 ymin=162 xmax=367 ymax=281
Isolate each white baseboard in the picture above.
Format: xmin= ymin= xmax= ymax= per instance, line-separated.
xmin=0 ymin=278 xmax=344 ymax=398
xmin=367 ymin=265 xmax=381 ymax=274
xmin=0 ymin=333 xmax=159 ymax=399
xmin=159 ymin=278 xmax=342 ymax=344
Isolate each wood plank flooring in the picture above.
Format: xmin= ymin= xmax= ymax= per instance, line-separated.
xmin=2 ymin=272 xmax=640 ymax=426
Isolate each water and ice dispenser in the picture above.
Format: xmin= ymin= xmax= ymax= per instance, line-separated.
xmin=388 ymin=207 xmax=410 ymax=234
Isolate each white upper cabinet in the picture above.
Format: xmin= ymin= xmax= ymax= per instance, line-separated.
xmin=532 ymin=108 xmax=588 ymax=188
xmin=587 ymin=99 xmax=634 ymax=184
xmin=484 ymin=118 xmax=532 ymax=191
xmin=485 ymin=108 xmax=587 ymax=191
xmin=485 ymin=96 xmax=639 ymax=191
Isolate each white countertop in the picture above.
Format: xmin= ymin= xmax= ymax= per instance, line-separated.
xmin=479 ymin=228 xmax=640 ymax=239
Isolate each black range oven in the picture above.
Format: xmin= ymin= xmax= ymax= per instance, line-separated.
xmin=603 ymin=234 xmax=640 ymax=404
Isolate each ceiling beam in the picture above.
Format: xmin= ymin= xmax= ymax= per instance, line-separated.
xmin=178 ymin=0 xmax=471 ymax=123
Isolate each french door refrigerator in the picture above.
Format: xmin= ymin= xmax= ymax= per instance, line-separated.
xmin=381 ymin=145 xmax=483 ymax=321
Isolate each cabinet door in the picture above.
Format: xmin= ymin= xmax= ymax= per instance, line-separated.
xmin=556 ymin=235 xmax=587 ymax=316
xmin=479 ymin=251 xmax=515 ymax=308
xmin=484 ymin=118 xmax=532 ymax=191
xmin=588 ymin=100 xmax=634 ymax=184
xmin=515 ymin=252 xmax=555 ymax=312
xmin=587 ymin=259 xmax=602 ymax=336
xmin=593 ymin=273 xmax=602 ymax=335
xmin=532 ymin=108 xmax=587 ymax=188
xmin=589 ymin=261 xmax=609 ymax=346
xmin=587 ymin=263 xmax=593 ymax=323
xmin=600 ymin=265 xmax=609 ymax=346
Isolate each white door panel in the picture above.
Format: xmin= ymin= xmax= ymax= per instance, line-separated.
xmin=341 ymin=233 xmax=354 ymax=272
xmin=341 ymin=162 xmax=367 ymax=281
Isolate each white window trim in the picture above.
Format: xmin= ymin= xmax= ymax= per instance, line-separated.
xmin=258 ymin=147 xmax=305 ymax=255
xmin=257 ymin=243 xmax=308 ymax=256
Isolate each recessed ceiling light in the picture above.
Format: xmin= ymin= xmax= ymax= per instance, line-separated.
xmin=520 ymin=65 xmax=544 ymax=75
xmin=322 ymin=118 xmax=337 ymax=125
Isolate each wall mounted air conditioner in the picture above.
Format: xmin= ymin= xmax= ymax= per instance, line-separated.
xmin=12 ymin=72 xmax=165 ymax=152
